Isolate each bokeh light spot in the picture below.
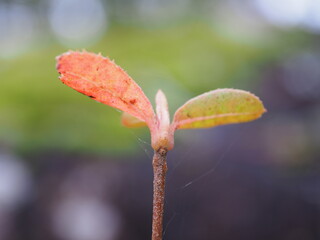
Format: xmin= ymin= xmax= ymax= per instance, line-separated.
xmin=253 ymin=0 xmax=310 ymax=27
xmin=49 ymin=0 xmax=107 ymax=47
xmin=0 ymin=3 xmax=37 ymax=59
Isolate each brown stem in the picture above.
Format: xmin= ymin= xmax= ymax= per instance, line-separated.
xmin=152 ymin=148 xmax=168 ymax=240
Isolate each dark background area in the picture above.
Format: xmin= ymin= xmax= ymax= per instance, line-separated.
xmin=1 ymin=0 xmax=320 ymax=239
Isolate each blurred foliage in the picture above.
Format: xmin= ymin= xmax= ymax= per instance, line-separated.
xmin=1 ymin=1 xmax=320 ymax=240
xmin=0 ymin=21 xmax=311 ymax=154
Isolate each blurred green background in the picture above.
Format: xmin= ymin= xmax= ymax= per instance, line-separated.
xmin=1 ymin=0 xmax=320 ymax=240
xmin=2 ymin=0 xmax=315 ymax=154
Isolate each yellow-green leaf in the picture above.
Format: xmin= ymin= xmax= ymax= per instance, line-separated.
xmin=172 ymin=89 xmax=266 ymax=130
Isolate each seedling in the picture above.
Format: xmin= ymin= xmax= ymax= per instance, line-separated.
xmin=56 ymin=51 xmax=266 ymax=240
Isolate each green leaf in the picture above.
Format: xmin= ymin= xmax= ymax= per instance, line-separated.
xmin=172 ymin=89 xmax=266 ymax=129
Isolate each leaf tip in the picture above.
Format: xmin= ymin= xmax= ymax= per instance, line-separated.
xmin=155 ymin=89 xmax=166 ymax=101
xmin=155 ymin=89 xmax=169 ymax=125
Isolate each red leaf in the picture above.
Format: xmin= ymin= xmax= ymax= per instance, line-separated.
xmin=56 ymin=51 xmax=156 ymax=129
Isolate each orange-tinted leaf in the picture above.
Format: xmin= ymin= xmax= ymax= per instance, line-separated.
xmin=56 ymin=51 xmax=156 ymax=128
xmin=121 ymin=112 xmax=147 ymax=128
xmin=173 ymin=89 xmax=266 ymax=129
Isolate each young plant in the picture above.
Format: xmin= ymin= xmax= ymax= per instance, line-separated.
xmin=56 ymin=51 xmax=266 ymax=240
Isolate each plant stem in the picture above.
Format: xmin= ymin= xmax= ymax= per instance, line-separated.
xmin=152 ymin=148 xmax=168 ymax=240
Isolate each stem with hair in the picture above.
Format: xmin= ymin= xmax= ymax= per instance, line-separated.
xmin=152 ymin=148 xmax=168 ymax=240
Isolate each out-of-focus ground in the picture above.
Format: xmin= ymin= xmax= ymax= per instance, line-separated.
xmin=0 ymin=0 xmax=320 ymax=239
